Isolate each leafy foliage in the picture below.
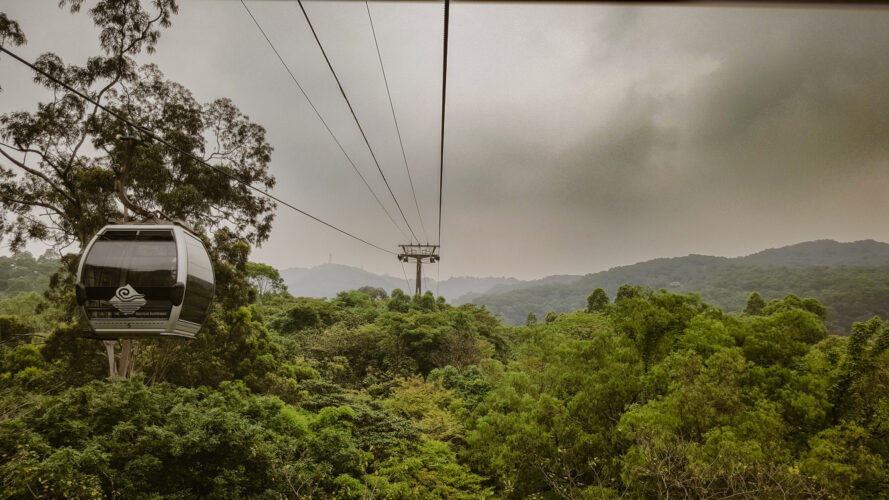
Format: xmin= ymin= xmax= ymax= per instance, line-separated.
xmin=0 ymin=13 xmax=27 ymax=93
xmin=247 ymin=261 xmax=287 ymax=297
xmin=463 ymin=292 xmax=889 ymax=498
xmin=587 ymin=287 xmax=609 ymax=312
xmin=2 ymin=266 xmax=889 ymax=498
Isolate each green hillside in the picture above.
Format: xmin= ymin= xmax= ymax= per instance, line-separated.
xmin=740 ymin=239 xmax=889 ymax=267
xmin=471 ymin=241 xmax=889 ymax=332
xmin=0 ymin=252 xmax=60 ymax=298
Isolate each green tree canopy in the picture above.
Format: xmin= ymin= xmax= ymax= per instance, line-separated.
xmin=744 ymin=290 xmax=766 ymax=315
xmin=586 ymin=287 xmax=610 ymax=312
xmin=388 ymin=288 xmax=410 ymax=313
xmin=246 ymin=261 xmax=287 ymax=296
xmin=615 ymin=283 xmax=642 ymax=302
xmin=357 ymin=286 xmax=388 ymax=301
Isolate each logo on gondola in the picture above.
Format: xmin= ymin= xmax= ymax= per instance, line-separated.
xmin=110 ymin=285 xmax=146 ymax=315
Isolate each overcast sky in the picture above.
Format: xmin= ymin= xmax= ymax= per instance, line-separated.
xmin=2 ymin=1 xmax=889 ymax=280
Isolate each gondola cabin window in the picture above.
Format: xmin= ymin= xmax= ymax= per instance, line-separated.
xmin=81 ymin=230 xmax=177 ymax=320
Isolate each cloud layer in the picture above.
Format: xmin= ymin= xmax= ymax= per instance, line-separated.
xmin=2 ymin=2 xmax=888 ymax=280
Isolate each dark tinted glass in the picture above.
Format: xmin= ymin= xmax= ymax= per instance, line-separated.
xmin=180 ymin=234 xmax=214 ymax=325
xmin=81 ymin=229 xmax=177 ymax=319
xmin=100 ymin=230 xmax=138 ymax=241
xmin=97 ymin=230 xmax=174 ymax=242
xmin=83 ymin=240 xmax=177 ymax=287
xmin=180 ymin=275 xmax=214 ymax=324
xmin=137 ymin=230 xmax=176 ymax=241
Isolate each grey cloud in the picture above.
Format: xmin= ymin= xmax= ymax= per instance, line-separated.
xmin=490 ymin=6 xmax=889 ymax=213
xmin=3 ymin=2 xmax=889 ymax=280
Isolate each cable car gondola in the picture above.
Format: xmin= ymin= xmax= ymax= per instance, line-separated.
xmin=74 ymin=223 xmax=215 ymax=339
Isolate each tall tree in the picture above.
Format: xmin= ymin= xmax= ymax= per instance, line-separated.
xmin=0 ymin=0 xmax=276 ymax=378
xmin=586 ymin=287 xmax=610 ymax=313
xmin=545 ymin=311 xmax=557 ymax=323
xmin=744 ymin=291 xmax=766 ymax=315
xmin=356 ymin=286 xmax=388 ymax=301
xmin=246 ymin=261 xmax=287 ymax=297
xmin=615 ymin=284 xmax=642 ymax=302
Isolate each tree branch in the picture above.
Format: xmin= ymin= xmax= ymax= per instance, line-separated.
xmin=0 ymin=146 xmax=78 ymax=206
xmin=1 ymin=140 xmax=68 ymax=183
xmin=66 ymin=72 xmax=122 ymax=172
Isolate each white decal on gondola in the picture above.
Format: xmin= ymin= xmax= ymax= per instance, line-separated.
xmin=110 ymin=284 xmax=146 ymax=315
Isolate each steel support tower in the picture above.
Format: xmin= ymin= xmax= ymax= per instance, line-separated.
xmin=397 ymin=244 xmax=440 ymax=296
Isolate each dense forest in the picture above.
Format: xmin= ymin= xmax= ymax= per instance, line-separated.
xmin=470 ymin=247 xmax=889 ymax=332
xmin=1 ymin=274 xmax=889 ymax=498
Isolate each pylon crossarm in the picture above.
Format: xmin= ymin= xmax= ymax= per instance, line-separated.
xmin=396 ymin=244 xmax=440 ymax=296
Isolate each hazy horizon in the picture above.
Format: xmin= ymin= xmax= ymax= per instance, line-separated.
xmin=275 ymin=237 xmax=889 ymax=282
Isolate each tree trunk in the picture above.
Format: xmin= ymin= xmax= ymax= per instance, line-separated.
xmin=104 ymin=340 xmax=119 ymax=378
xmin=118 ymin=340 xmax=132 ymax=377
xmin=105 ymin=340 xmax=138 ymax=378
xmin=102 ymin=140 xmax=141 ymax=379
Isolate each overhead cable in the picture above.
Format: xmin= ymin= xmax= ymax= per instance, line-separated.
xmin=0 ymin=45 xmax=396 ymax=256
xmin=296 ymin=0 xmax=420 ymax=244
xmin=365 ymin=1 xmax=429 ymax=243
xmin=437 ymin=0 xmax=449 ymax=246
xmin=239 ymin=0 xmax=410 ymax=242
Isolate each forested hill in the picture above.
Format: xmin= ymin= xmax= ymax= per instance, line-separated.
xmin=740 ymin=239 xmax=889 ymax=267
xmin=0 ymin=252 xmax=60 ymax=298
xmin=469 ymin=240 xmax=889 ymax=331
xmin=279 ymin=264 xmax=519 ymax=302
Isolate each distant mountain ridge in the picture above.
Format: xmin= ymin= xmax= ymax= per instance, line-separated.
xmin=467 ymin=239 xmax=889 ymax=332
xmin=456 ymin=274 xmax=580 ymax=302
xmin=279 ymin=264 xmax=405 ymax=300
xmin=279 ymin=264 xmax=519 ymax=302
xmin=739 ymin=239 xmax=889 ymax=268
xmin=278 ymin=240 xmax=889 ymax=332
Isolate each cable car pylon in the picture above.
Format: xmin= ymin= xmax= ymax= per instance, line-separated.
xmin=397 ymin=244 xmax=439 ymax=296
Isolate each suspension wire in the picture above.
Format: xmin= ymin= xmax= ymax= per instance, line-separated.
xmin=296 ymin=0 xmax=420 ymax=244
xmin=364 ymin=1 xmax=429 ymax=243
xmin=436 ymin=261 xmax=441 ymax=298
xmin=239 ymin=0 xmax=409 ymax=242
xmin=0 ymin=45 xmax=396 ymax=256
xmin=437 ymin=0 xmax=450 ymax=246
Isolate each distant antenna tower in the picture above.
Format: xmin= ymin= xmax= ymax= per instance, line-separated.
xmin=397 ymin=244 xmax=440 ymax=296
